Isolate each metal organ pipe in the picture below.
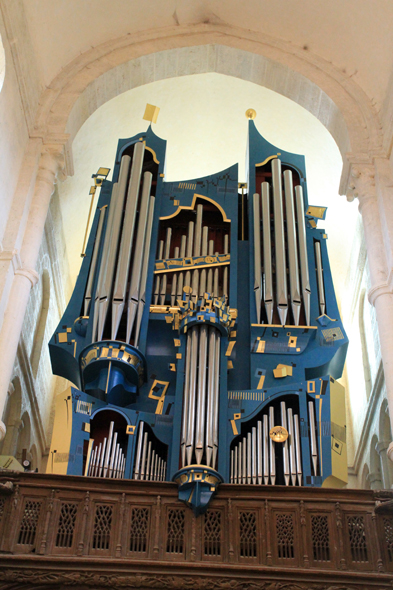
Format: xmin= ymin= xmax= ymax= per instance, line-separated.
xmin=134 ymin=196 xmax=155 ymax=346
xmin=199 ymin=227 xmax=209 ymax=297
xmin=160 ymin=227 xmax=172 ymax=305
xmin=206 ymin=327 xmax=216 ymax=467
xmin=308 ymin=400 xmax=318 ymax=476
xmin=294 ymin=414 xmax=303 ymax=486
xmin=314 ymin=241 xmax=326 ymax=316
xmin=281 ymin=401 xmax=290 ymax=486
xmin=253 ymin=193 xmax=262 ymax=324
xmin=171 ymin=246 xmax=180 ymax=306
xmin=153 ymin=241 xmax=164 ymax=305
xmin=272 ymin=159 xmax=288 ymax=325
xmin=295 ymin=185 xmax=311 ymax=326
xmin=112 ymin=142 xmax=145 ymax=339
xmin=223 ymin=233 xmax=229 ymax=304
xmin=84 ymin=207 xmax=106 ymax=316
xmin=184 ymin=221 xmax=195 ymax=295
xmin=181 ymin=331 xmax=192 ymax=467
xmin=192 ymin=204 xmax=203 ymax=301
xmin=176 ymin=235 xmax=187 ymax=302
xmin=261 ymin=182 xmax=273 ymax=324
xmin=126 ymin=171 xmax=152 ymax=342
xmin=287 ymin=408 xmax=297 ymax=486
xmin=283 ymin=171 xmax=301 ymax=326
xmin=96 ymin=156 xmax=131 ymax=341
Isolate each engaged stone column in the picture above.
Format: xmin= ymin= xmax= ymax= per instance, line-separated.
xmin=367 ymin=470 xmax=383 ymax=490
xmin=348 ymin=165 xmax=393 ymax=461
xmin=376 ymin=440 xmax=392 ymax=489
xmin=0 ymin=147 xmax=64 ymax=441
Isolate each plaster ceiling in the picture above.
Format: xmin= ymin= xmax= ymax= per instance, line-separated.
xmin=23 ymin=0 xmax=393 ymax=111
xmin=57 ymin=72 xmax=359 ymax=309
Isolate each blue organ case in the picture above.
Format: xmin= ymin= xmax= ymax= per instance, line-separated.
xmin=47 ymin=116 xmax=348 ymax=514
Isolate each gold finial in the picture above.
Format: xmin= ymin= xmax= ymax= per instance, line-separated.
xmin=143 ymin=104 xmax=160 ymax=124
xmin=269 ymin=426 xmax=289 ymax=443
xmin=245 ymin=108 xmax=257 ymax=120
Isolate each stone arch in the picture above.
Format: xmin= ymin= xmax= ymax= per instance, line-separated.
xmin=0 ymin=376 xmax=22 ymax=457
xmin=33 ymin=25 xmax=382 ymax=189
xmin=30 ymin=269 xmax=50 ymax=378
xmin=359 ymin=289 xmax=372 ymax=399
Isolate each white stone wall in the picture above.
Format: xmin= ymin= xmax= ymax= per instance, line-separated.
xmin=0 ymin=186 xmax=71 ymax=470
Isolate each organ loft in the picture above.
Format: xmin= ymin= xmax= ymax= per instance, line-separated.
xmin=0 ymin=106 xmax=392 ymax=589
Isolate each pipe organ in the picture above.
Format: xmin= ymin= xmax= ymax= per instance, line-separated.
xmin=47 ymin=108 xmax=348 ymax=515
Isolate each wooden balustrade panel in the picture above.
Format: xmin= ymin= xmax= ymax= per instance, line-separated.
xmin=0 ymin=472 xmax=393 ymax=588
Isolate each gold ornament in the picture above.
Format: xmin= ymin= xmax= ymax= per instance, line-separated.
xmin=269 ymin=426 xmax=289 ymax=442
xmin=245 ymin=108 xmax=257 ymax=120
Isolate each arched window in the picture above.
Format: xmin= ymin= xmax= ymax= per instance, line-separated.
xmin=0 ymin=32 xmax=5 ymax=92
xmin=30 ymin=270 xmax=50 ymax=378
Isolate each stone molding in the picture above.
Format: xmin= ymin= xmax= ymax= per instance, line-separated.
xmin=14 ymin=268 xmax=39 ymax=288
xmin=368 ymin=282 xmax=392 ymax=306
xmin=376 ymin=440 xmax=391 ymax=454
xmin=346 ymin=164 xmax=377 ymax=203
xmin=0 ymin=250 xmax=22 ymax=274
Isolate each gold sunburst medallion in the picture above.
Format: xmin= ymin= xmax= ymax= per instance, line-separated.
xmin=269 ymin=426 xmax=289 ymax=443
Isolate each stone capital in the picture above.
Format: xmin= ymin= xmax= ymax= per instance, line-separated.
xmin=367 ymin=471 xmax=383 ymax=485
xmin=387 ymin=441 xmax=393 ymax=463
xmin=346 ymin=163 xmax=377 ymax=205
xmin=14 ymin=267 xmax=39 ymax=287
xmin=376 ymin=440 xmax=391 ymax=454
xmin=368 ymin=282 xmax=391 ymax=306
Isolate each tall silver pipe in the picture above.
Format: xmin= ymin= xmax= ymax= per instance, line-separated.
xmin=134 ymin=421 xmax=144 ymax=480
xmin=247 ymin=432 xmax=252 ymax=484
xmin=263 ymin=415 xmax=269 ymax=484
xmin=176 ymin=235 xmax=187 ymax=302
xmin=207 ymin=240 xmax=214 ymax=294
xmin=94 ymin=443 xmax=102 ymax=477
xmin=252 ymin=426 xmax=257 ymax=484
xmin=92 ymin=182 xmax=119 ymax=341
xmin=295 ymin=186 xmax=311 ymax=325
xmin=253 ymin=193 xmax=262 ymax=324
xmin=199 ymin=226 xmax=209 ymax=297
xmin=287 ymin=408 xmax=297 ymax=486
xmin=283 ymin=170 xmax=301 ymax=325
xmin=238 ymin=440 xmax=242 ymax=485
xmin=108 ymin=431 xmax=118 ymax=478
xmin=191 ymin=204 xmax=203 ymax=300
xmin=234 ymin=446 xmax=238 ymax=484
xmin=98 ymin=438 xmax=107 ymax=478
xmin=97 ymin=156 xmax=132 ymax=341
xmin=125 ymin=171 xmax=152 ymax=341
xmin=103 ymin=421 xmax=115 ymax=478
xmin=153 ymin=240 xmax=164 ymax=305
xmin=269 ymin=406 xmax=276 ymax=485
xmin=314 ymin=241 xmax=326 ymax=316
xmin=160 ymin=227 xmax=172 ymax=305
xmin=153 ymin=453 xmax=159 ymax=481
xmin=184 ymin=221 xmax=195 ymax=295
xmin=206 ymin=328 xmax=216 ymax=467
xmin=119 ymin=455 xmax=125 ymax=480
xmin=195 ymin=325 xmax=208 ymax=464
xmin=112 ymin=143 xmax=145 ymax=338
xmin=212 ymin=334 xmax=220 ymax=469
xmin=150 ymin=450 xmax=156 ymax=480
xmin=87 ymin=445 xmax=96 ymax=477
xmin=242 ymin=437 xmax=247 ymax=484
xmin=214 ymin=251 xmax=219 ymax=298
xmin=171 ymin=246 xmax=180 ymax=306
xmin=134 ymin=196 xmax=155 ymax=346
xmin=84 ymin=207 xmax=106 ymax=316
xmin=280 ymin=401 xmax=290 ymax=486
xmin=294 ymin=414 xmax=303 ymax=486
xmin=140 ymin=431 xmax=148 ymax=480
xmin=186 ymin=327 xmax=198 ymax=464
xmin=181 ymin=331 xmax=192 ymax=467
xmin=308 ymin=401 xmax=318 ymax=476
xmin=223 ymin=233 xmax=229 ymax=304
xmin=146 ymin=441 xmax=152 ymax=481
xmin=257 ymin=420 xmax=262 ymax=484
xmin=230 ymin=450 xmax=234 ymax=483
xmin=113 ymin=444 xmax=120 ymax=479
xmin=261 ymin=183 xmax=273 ymax=323
xmin=272 ymin=159 xmax=288 ymax=325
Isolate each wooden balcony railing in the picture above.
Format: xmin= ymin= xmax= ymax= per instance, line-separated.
xmin=0 ymin=470 xmax=393 ymax=589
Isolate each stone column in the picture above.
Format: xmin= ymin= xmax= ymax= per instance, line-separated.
xmin=376 ymin=440 xmax=392 ymax=489
xmin=367 ymin=470 xmax=383 ymax=490
xmin=0 ymin=147 xmax=64 ymax=441
xmin=347 ymin=164 xmax=393 ymax=461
